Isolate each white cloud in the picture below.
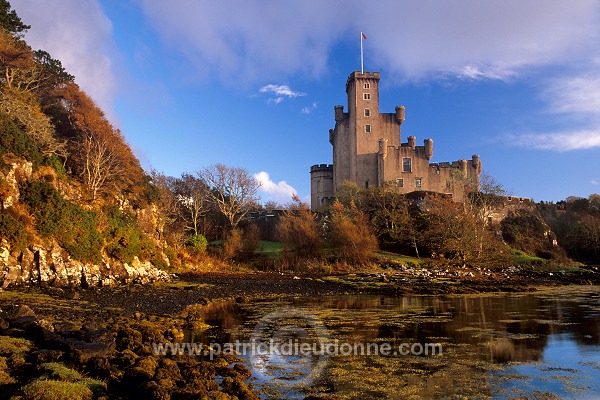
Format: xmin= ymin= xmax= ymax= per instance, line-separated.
xmin=507 ymin=130 xmax=600 ymax=151
xmin=592 ymin=179 xmax=600 ymax=185
xmin=260 ymin=84 xmax=305 ymax=98
xmin=259 ymin=84 xmax=306 ymax=104
xmin=301 ymin=102 xmax=318 ymax=114
xmin=15 ymin=0 xmax=600 ymax=120
xmin=254 ymin=171 xmax=297 ymax=204
xmin=508 ymin=62 xmax=600 ymax=152
xmin=455 ymin=64 xmax=516 ymax=81
xmin=12 ymin=0 xmax=118 ymax=122
xmin=543 ymin=73 xmax=600 ymax=116
xmin=138 ymin=0 xmax=600 ymax=82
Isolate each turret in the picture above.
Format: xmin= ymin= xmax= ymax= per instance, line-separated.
xmin=424 ymin=138 xmax=434 ymax=160
xmin=378 ymin=138 xmax=388 ymax=159
xmin=471 ymin=154 xmax=481 ymax=172
xmin=334 ymin=105 xmax=344 ymax=123
xmin=407 ymin=136 xmax=416 ymax=149
xmin=459 ymin=159 xmax=468 ymax=174
xmin=395 ymin=106 xmax=405 ymax=125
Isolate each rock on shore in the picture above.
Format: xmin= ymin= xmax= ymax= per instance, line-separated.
xmin=0 ymin=240 xmax=170 ymax=289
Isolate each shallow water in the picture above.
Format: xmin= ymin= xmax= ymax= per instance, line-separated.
xmin=191 ymin=286 xmax=600 ymax=399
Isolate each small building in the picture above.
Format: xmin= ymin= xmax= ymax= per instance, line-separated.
xmin=310 ymin=71 xmax=482 ymax=211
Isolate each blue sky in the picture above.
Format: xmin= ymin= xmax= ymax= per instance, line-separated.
xmin=12 ymin=0 xmax=600 ymax=204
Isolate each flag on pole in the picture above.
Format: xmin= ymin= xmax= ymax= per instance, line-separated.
xmin=360 ymin=32 xmax=366 ymax=73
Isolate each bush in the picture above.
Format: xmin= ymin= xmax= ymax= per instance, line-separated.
xmin=241 ymin=224 xmax=261 ymax=256
xmin=0 ymin=115 xmax=43 ymax=167
xmin=104 ymin=206 xmax=143 ymax=263
xmin=187 ymin=234 xmax=208 ymax=255
xmin=222 ymin=229 xmax=242 ymax=260
xmin=328 ymin=201 xmax=378 ymax=264
xmin=20 ymin=181 xmax=102 ymax=263
xmin=42 ymin=155 xmax=67 ymax=179
xmin=0 ymin=210 xmax=28 ymax=253
xmin=277 ymin=197 xmax=323 ymax=259
xmin=104 ymin=206 xmax=161 ymax=265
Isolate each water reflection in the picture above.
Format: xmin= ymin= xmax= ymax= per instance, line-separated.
xmin=490 ymin=333 xmax=600 ymax=398
xmin=192 ymin=286 xmax=600 ymax=399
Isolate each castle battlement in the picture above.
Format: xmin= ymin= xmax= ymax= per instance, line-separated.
xmin=310 ymin=71 xmax=482 ymax=210
xmin=310 ymin=164 xmax=333 ymax=172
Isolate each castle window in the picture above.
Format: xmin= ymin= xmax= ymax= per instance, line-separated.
xmin=365 ymin=124 xmax=371 ymax=133
xmin=364 ymin=83 xmax=370 ymax=89
xmin=363 ymin=93 xmax=371 ymax=100
xmin=365 ymin=181 xmax=369 ymax=188
xmin=364 ymin=108 xmax=370 ymax=117
xmin=396 ymin=178 xmax=404 ymax=187
xmin=402 ymin=158 xmax=412 ymax=172
xmin=415 ymin=178 xmax=422 ymax=188
xmin=446 ymin=180 xmax=451 ymax=188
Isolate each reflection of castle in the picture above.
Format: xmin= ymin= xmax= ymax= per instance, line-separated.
xmin=310 ymin=71 xmax=482 ymax=211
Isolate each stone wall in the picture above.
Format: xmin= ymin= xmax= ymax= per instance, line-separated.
xmin=311 ymin=71 xmax=482 ymax=210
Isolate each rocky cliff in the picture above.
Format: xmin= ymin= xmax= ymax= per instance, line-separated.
xmin=0 ymin=156 xmax=171 ymax=288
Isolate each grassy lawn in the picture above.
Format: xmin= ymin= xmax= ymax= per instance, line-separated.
xmin=376 ymin=251 xmax=421 ymax=266
xmin=512 ymin=249 xmax=545 ymax=264
xmin=255 ymin=241 xmax=283 ymax=257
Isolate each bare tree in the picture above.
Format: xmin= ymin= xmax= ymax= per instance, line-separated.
xmin=149 ymin=170 xmax=180 ymax=241
xmin=365 ymin=183 xmax=420 ymax=257
xmin=173 ymin=173 xmax=208 ymax=236
xmin=469 ymin=170 xmax=511 ymax=224
xmin=56 ymin=82 xmax=144 ymax=201
xmin=0 ymin=31 xmax=72 ymax=94
xmin=81 ymin=132 xmax=125 ymax=201
xmin=198 ymin=164 xmax=260 ymax=231
xmin=0 ymin=88 xmax=67 ymax=158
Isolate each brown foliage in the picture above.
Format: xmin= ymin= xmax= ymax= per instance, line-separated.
xmin=420 ymin=194 xmax=510 ymax=269
xmin=363 ymin=184 xmax=420 ymax=256
xmin=0 ymin=29 xmax=34 ymax=90
xmin=56 ymin=82 xmax=144 ymax=201
xmin=0 ymin=87 xmax=66 ymax=158
xmin=328 ymin=200 xmax=378 ymax=264
xmin=276 ymin=196 xmax=323 ymax=259
xmin=241 ymin=223 xmax=261 ymax=256
xmin=222 ymin=228 xmax=242 ymax=260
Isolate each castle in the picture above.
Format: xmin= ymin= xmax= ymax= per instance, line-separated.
xmin=310 ymin=71 xmax=482 ymax=211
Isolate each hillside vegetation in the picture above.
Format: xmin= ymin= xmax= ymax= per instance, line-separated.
xmin=0 ymin=2 xmax=170 ymax=285
xmin=0 ymin=2 xmax=597 ymax=287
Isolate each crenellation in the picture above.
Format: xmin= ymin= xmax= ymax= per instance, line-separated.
xmin=311 ymin=70 xmax=481 ymax=210
xmin=334 ymin=105 xmax=345 ymax=123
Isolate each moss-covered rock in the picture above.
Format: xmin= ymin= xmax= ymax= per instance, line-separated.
xmin=154 ymin=358 xmax=181 ymax=389
xmin=20 ymin=379 xmax=93 ymax=400
xmin=0 ymin=335 xmax=33 ymax=369
xmin=126 ymin=355 xmax=158 ymax=383
xmin=220 ymin=376 xmax=259 ymax=400
xmin=39 ymin=362 xmax=83 ymax=381
xmin=0 ymin=356 xmax=16 ymax=385
xmin=115 ymin=327 xmax=143 ymax=352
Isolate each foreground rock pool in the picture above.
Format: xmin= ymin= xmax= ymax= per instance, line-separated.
xmin=188 ymin=286 xmax=600 ymax=399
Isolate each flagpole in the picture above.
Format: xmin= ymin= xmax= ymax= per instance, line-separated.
xmin=360 ymin=32 xmax=364 ymax=74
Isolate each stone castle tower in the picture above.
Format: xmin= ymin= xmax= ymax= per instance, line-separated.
xmin=310 ymin=71 xmax=482 ymax=211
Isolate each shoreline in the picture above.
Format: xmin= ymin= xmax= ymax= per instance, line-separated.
xmin=1 ymin=271 xmax=599 ymax=399
xmin=4 ymin=268 xmax=598 ymax=318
